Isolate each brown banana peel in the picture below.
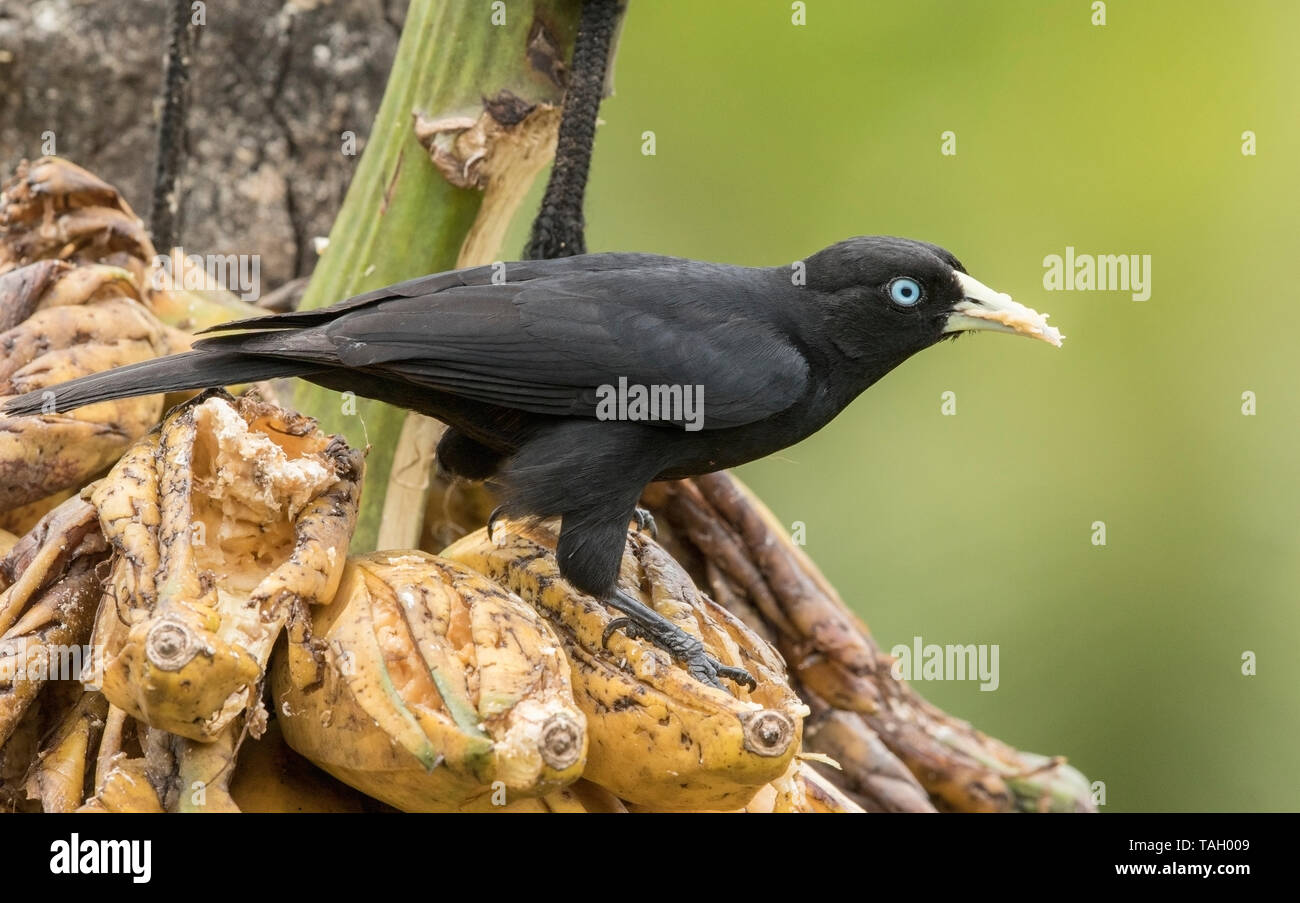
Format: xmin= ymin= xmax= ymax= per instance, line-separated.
xmin=0 ymin=157 xmax=262 ymax=332
xmin=0 ymin=158 xmax=154 ymax=286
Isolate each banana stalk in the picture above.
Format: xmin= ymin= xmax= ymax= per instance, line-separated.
xmin=641 ymin=472 xmax=1096 ymax=813
xmin=291 ymin=0 xmax=589 ymax=553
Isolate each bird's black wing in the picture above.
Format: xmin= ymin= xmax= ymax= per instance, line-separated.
xmin=200 ymin=263 xmax=809 ymax=430
xmin=199 ymin=253 xmax=677 ymax=332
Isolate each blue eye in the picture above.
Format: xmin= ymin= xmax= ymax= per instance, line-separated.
xmin=888 ymin=277 xmax=923 ymax=306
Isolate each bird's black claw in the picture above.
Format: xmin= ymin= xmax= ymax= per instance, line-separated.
xmin=487 ymin=505 xmax=505 ymax=539
xmin=717 ymin=664 xmax=758 ymax=692
xmin=602 ymin=616 xmax=649 ymax=647
xmin=631 ymin=506 xmax=658 ymax=539
xmin=680 ymin=644 xmax=755 ymax=692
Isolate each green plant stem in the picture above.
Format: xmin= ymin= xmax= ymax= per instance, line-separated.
xmin=293 ymin=0 xmax=582 ymax=552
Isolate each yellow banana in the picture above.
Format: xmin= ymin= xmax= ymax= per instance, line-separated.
xmin=442 ymin=520 xmax=807 ymax=811
xmin=229 ymin=720 xmax=385 ymax=813
xmin=272 ymin=550 xmax=587 ymax=812
xmin=79 ymin=759 xmax=165 ymax=813
xmin=89 ymin=391 xmax=361 ymax=741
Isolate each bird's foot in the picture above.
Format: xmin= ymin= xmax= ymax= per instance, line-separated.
xmin=603 ymin=589 xmax=756 ymax=692
xmin=631 ymin=506 xmax=657 ymax=539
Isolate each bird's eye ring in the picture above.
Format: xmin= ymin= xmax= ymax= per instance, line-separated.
xmin=888 ymin=277 xmax=923 ymax=307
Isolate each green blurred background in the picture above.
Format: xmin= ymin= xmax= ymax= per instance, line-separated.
xmin=506 ymin=0 xmax=1300 ymax=811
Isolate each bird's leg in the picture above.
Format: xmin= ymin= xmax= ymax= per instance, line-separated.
xmin=631 ymin=506 xmax=657 ymax=539
xmin=602 ymin=588 xmax=756 ymax=691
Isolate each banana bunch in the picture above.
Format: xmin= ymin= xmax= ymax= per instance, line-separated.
xmin=0 ymin=497 xmax=106 ymax=755
xmin=442 ymin=521 xmax=808 ymax=810
xmin=87 ymin=390 xmax=362 ymax=741
xmin=29 ymin=693 xmax=250 ymax=813
xmin=272 ymin=550 xmax=588 ymax=811
xmin=0 ymin=157 xmax=283 ymax=526
xmin=0 ymin=384 xmax=849 ymax=814
xmin=0 ymin=259 xmax=176 ymax=513
xmin=2 ymin=389 xmax=366 ymax=812
xmin=0 ymin=157 xmax=885 ymax=813
xmin=0 ymin=158 xmax=155 ymax=284
xmin=264 ymin=518 xmax=822 ymax=812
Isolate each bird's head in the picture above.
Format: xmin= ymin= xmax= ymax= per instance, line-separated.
xmin=803 ymin=236 xmax=1062 ymax=370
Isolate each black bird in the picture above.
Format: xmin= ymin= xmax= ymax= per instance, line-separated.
xmin=1 ymin=236 xmax=1062 ymax=689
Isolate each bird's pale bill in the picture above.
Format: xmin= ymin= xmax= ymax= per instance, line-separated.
xmin=944 ymin=271 xmax=1064 ymax=347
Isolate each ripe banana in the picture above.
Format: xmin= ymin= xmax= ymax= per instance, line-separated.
xmin=272 ymin=550 xmax=588 ymax=812
xmin=485 ymin=779 xmax=629 ymax=813
xmin=88 ymin=391 xmax=362 ymax=741
xmin=442 ymin=520 xmax=807 ymax=811
xmin=230 ymin=720 xmax=386 ymax=813
xmin=79 ymin=758 xmax=165 ymax=813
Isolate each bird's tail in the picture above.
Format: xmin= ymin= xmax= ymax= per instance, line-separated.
xmin=0 ymin=349 xmax=316 ymax=417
